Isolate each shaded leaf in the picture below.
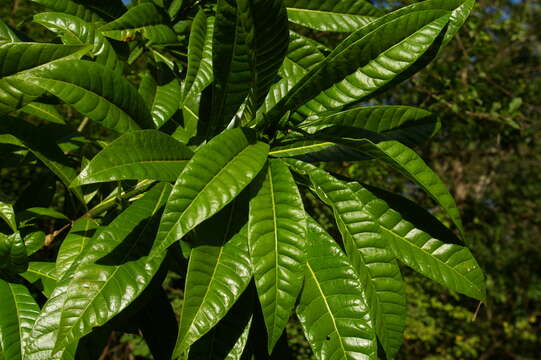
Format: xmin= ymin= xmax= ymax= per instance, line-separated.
xmin=55 ymin=218 xmax=99 ymax=278
xmin=0 ymin=233 xmax=28 ymax=273
xmin=175 ymin=202 xmax=251 ymax=354
xmin=19 ymin=102 xmax=65 ymax=125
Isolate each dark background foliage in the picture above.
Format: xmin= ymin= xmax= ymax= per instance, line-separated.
xmin=1 ymin=0 xmax=539 ymax=358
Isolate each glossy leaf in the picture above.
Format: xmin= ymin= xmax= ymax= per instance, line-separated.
xmin=0 ymin=199 xmax=17 ymax=232
xmin=0 ymin=19 xmax=20 ymax=42
xmin=24 ymin=59 xmax=153 ymax=132
xmin=343 ymin=136 xmax=464 ymax=236
xmin=183 ymin=10 xmax=214 ymax=104
xmin=0 ymin=232 xmax=28 ymax=273
xmin=300 ymin=105 xmax=434 ymax=134
xmin=153 ymin=128 xmax=269 ymax=254
xmin=175 ymin=203 xmax=251 ymax=354
xmin=256 ymin=32 xmax=326 ymax=122
xmin=55 ymin=218 xmax=99 ymax=278
xmin=284 ymin=0 xmax=383 ymax=33
xmin=248 ymin=159 xmax=307 ymax=352
xmin=265 ymin=9 xmax=452 ymax=125
xmin=0 ymin=279 xmax=40 ymax=360
xmin=286 ymin=159 xmax=406 ymax=359
xmin=297 ymin=218 xmax=376 ymax=360
xmin=236 ymin=0 xmax=290 ymax=119
xmin=349 ymin=182 xmax=486 ymax=300
xmin=187 ymin=286 xmax=254 ymax=360
xmin=0 ymin=42 xmax=89 ymax=114
xmin=99 ymin=2 xmax=177 ymax=44
xmin=72 ymin=130 xmax=193 ymax=186
xmin=34 ymin=12 xmax=123 ymax=73
xmin=20 ymin=262 xmax=58 ymax=298
xmin=26 ymin=184 xmax=172 ymax=359
xmin=209 ymin=0 xmax=251 ymax=136
xmin=150 ymin=71 xmax=182 ymax=128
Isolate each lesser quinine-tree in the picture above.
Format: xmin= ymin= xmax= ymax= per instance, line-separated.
xmin=0 ymin=0 xmax=485 ymax=359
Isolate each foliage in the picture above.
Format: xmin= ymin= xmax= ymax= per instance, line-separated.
xmin=0 ymin=0 xmax=486 ymax=359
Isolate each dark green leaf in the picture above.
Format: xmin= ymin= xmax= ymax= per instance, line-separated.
xmin=71 ymin=130 xmax=193 ymax=186
xmin=153 ymin=128 xmax=269 ymax=255
xmin=297 ymin=218 xmax=377 ymax=360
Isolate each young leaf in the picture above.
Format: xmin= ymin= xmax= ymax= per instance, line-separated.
xmin=297 ymin=218 xmax=377 ymax=360
xmin=175 ymin=203 xmax=251 ymax=354
xmin=0 ymin=279 xmax=40 ymax=360
xmin=284 ymin=0 xmax=384 ymax=33
xmin=71 ymin=130 xmax=193 ymax=186
xmin=153 ymin=128 xmax=268 ymax=254
xmin=248 ymin=159 xmax=307 ymax=352
xmin=24 ymin=59 xmax=153 ymax=132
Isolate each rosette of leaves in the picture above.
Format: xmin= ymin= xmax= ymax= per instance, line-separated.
xmin=0 ymin=0 xmax=484 ymax=359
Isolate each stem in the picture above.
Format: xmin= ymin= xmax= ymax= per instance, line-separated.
xmin=82 ymin=180 xmax=156 ymax=219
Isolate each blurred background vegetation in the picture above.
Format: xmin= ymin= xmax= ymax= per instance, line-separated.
xmin=1 ymin=0 xmax=540 ymax=358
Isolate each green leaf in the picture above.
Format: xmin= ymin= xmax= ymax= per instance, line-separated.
xmin=187 ymin=286 xmax=254 ymax=360
xmin=34 ymin=12 xmax=123 ymax=73
xmin=0 ymin=42 xmax=89 ymax=114
xmin=175 ymin=201 xmax=251 ymax=354
xmin=23 ymin=59 xmax=153 ymax=132
xmin=153 ymin=128 xmax=269 ymax=255
xmin=297 ymin=218 xmax=376 ymax=360
xmin=0 ymin=19 xmax=20 ymax=42
xmin=183 ymin=10 xmax=214 ymax=103
xmin=284 ymin=0 xmax=383 ymax=33
xmin=256 ymin=32 xmax=326 ymax=122
xmin=236 ymin=0 xmax=290 ymax=120
xmin=26 ymin=184 xmax=172 ymax=359
xmin=0 ymin=199 xmax=17 ymax=232
xmin=20 ymin=262 xmax=58 ymax=297
xmin=288 ymin=161 xmax=406 ymax=359
xmin=209 ymin=0 xmax=251 ymax=136
xmin=344 ymin=136 xmax=464 ymax=237
xmin=32 ymin=0 xmax=104 ymax=23
xmin=55 ymin=218 xmax=99 ymax=278
xmin=23 ymin=231 xmax=46 ymax=256
xmin=149 ymin=66 xmax=182 ymax=128
xmin=0 ymin=279 xmax=40 ymax=360
xmin=265 ymin=9 xmax=452 ymax=125
xmin=351 ymin=183 xmax=486 ymax=300
xmin=19 ymin=102 xmax=65 ymax=125
xmin=300 ymin=105 xmax=434 ymax=134
xmin=99 ymin=2 xmax=177 ymax=44
xmin=0 ymin=233 xmax=28 ymax=273
xmin=248 ymin=159 xmax=307 ymax=352
xmin=71 ymin=130 xmax=193 ymax=186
